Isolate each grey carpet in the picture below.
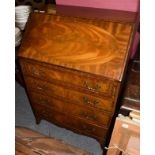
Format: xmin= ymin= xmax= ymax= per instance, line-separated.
xmin=15 ymin=81 xmax=103 ymax=154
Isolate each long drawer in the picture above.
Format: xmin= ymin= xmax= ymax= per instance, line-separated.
xmin=20 ymin=59 xmax=117 ymax=98
xmin=65 ymin=103 xmax=112 ymax=128
xmin=29 ymin=91 xmax=112 ymax=128
xmin=25 ymin=76 xmax=115 ymax=112
xmin=32 ymin=103 xmax=108 ymax=139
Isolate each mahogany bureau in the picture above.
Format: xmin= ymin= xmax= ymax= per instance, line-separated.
xmin=18 ymin=13 xmax=134 ymax=146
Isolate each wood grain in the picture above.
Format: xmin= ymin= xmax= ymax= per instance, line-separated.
xmin=18 ymin=13 xmax=133 ymax=81
xmin=32 ymin=102 xmax=108 ymax=140
xmin=107 ymin=117 xmax=140 ymax=155
xmin=16 ymin=127 xmax=92 ymax=155
xmin=28 ymin=91 xmax=112 ymax=128
xmin=25 ymin=76 xmax=115 ymax=113
xmin=20 ymin=59 xmax=118 ymax=98
xmin=18 ymin=13 xmax=135 ymax=148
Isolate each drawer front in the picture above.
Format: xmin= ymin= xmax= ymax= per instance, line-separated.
xmin=20 ymin=59 xmax=116 ymax=97
xmin=32 ymin=103 xmax=107 ymax=139
xmin=29 ymin=92 xmax=65 ymax=112
xmin=25 ymin=77 xmax=115 ymax=112
xmin=65 ymin=103 xmax=112 ymax=127
xmin=30 ymin=91 xmax=112 ymax=127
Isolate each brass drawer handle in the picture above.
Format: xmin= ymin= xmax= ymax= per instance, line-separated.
xmin=36 ymin=85 xmax=48 ymax=91
xmin=37 ymin=86 xmax=43 ymax=90
xmin=83 ymin=81 xmax=101 ymax=92
xmin=31 ymin=67 xmax=45 ymax=77
xmin=33 ymin=70 xmax=40 ymax=76
xmin=83 ymin=96 xmax=99 ymax=106
xmin=82 ymin=124 xmax=96 ymax=132
xmin=80 ymin=111 xmax=97 ymax=121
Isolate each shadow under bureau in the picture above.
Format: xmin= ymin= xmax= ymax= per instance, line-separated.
xmin=18 ymin=12 xmax=134 ymax=147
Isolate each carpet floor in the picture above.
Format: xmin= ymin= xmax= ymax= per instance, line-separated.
xmin=15 ymin=81 xmax=103 ymax=154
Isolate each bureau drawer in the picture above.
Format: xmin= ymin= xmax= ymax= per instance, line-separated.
xmin=20 ymin=59 xmax=117 ymax=97
xmin=30 ymin=90 xmax=112 ymax=127
xmin=29 ymin=92 xmax=65 ymax=112
xmin=25 ymin=77 xmax=115 ymax=112
xmin=65 ymin=103 xmax=112 ymax=128
xmin=32 ymin=103 xmax=107 ymax=139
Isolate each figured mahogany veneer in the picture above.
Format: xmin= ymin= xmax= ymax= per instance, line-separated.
xmin=19 ymin=13 xmax=133 ymax=81
xmin=32 ymin=102 xmax=108 ymax=141
xmin=18 ymin=13 xmax=134 ymax=146
xmin=28 ymin=91 xmax=112 ymax=128
xmin=25 ymin=76 xmax=115 ymax=112
xmin=21 ymin=59 xmax=116 ymax=98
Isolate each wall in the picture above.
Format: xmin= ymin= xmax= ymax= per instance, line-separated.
xmin=56 ymin=0 xmax=139 ymax=12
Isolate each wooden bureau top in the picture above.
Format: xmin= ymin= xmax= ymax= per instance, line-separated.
xmin=18 ymin=13 xmax=134 ymax=81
